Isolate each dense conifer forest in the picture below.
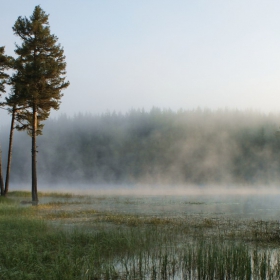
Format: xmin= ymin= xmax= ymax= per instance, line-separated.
xmin=1 ymin=108 xmax=280 ymax=186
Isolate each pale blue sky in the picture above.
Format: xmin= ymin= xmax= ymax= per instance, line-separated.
xmin=1 ymin=0 xmax=280 ymax=122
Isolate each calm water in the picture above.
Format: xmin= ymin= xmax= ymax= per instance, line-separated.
xmin=13 ymin=184 xmax=280 ymax=221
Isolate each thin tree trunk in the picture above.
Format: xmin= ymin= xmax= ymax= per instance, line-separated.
xmin=4 ymin=106 xmax=15 ymax=195
xmin=0 ymin=146 xmax=4 ymax=196
xmin=32 ymin=105 xmax=38 ymax=205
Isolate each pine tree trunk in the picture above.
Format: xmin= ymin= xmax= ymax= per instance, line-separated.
xmin=31 ymin=105 xmax=38 ymax=205
xmin=0 ymin=146 xmax=4 ymax=196
xmin=4 ymin=107 xmax=15 ymax=195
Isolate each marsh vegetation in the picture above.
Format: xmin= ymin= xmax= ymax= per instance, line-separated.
xmin=1 ymin=191 xmax=280 ymax=279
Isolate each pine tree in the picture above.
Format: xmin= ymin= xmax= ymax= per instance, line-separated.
xmin=4 ymin=60 xmax=31 ymax=196
xmin=3 ymin=99 xmax=17 ymax=196
xmin=1 ymin=47 xmax=27 ymax=197
xmin=0 ymin=46 xmax=12 ymax=195
xmin=12 ymin=6 xmax=69 ymax=204
xmin=0 ymin=46 xmax=10 ymax=96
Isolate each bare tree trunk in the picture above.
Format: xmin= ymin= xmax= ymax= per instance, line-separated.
xmin=0 ymin=146 xmax=4 ymax=196
xmin=4 ymin=106 xmax=15 ymax=195
xmin=31 ymin=105 xmax=38 ymax=205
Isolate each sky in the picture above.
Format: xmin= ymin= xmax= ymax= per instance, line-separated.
xmin=1 ymin=0 xmax=280 ymax=123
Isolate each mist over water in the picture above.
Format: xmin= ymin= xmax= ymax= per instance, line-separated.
xmin=8 ymin=182 xmax=280 ymax=222
xmin=1 ymin=108 xmax=280 ymax=190
xmin=3 ymin=107 xmax=280 ymax=280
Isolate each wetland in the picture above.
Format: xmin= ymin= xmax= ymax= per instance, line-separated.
xmin=1 ymin=188 xmax=280 ymax=279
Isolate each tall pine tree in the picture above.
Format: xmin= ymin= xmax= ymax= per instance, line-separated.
xmin=12 ymin=6 xmax=69 ymax=204
xmin=0 ymin=46 xmax=12 ymax=196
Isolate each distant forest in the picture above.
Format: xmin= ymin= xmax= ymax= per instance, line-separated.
xmin=1 ymin=108 xmax=280 ymax=185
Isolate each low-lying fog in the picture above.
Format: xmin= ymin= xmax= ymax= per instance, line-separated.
xmin=2 ymin=106 xmax=280 ymax=218
xmin=8 ymin=183 xmax=280 ymax=221
xmin=2 ymin=108 xmax=280 ymax=187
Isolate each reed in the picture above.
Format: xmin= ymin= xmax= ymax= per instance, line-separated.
xmin=1 ymin=194 xmax=280 ymax=279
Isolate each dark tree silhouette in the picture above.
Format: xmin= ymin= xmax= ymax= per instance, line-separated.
xmin=12 ymin=6 xmax=69 ymax=204
xmin=0 ymin=46 xmax=12 ymax=195
xmin=0 ymin=46 xmax=10 ymax=96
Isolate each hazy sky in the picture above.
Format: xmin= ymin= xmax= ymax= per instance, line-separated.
xmin=1 ymin=0 xmax=280 ymax=123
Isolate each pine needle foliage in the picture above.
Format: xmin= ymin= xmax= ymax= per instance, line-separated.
xmin=11 ymin=6 xmax=69 ymax=203
xmin=0 ymin=46 xmax=12 ymax=96
xmin=12 ymin=5 xmax=69 ymax=135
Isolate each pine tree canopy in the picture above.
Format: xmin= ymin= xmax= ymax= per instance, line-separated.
xmin=11 ymin=5 xmax=69 ymax=135
xmin=0 ymin=46 xmax=11 ymax=95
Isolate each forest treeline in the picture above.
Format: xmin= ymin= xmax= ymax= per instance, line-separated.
xmin=1 ymin=108 xmax=280 ymax=186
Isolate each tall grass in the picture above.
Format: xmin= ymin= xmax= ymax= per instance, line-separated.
xmin=1 ymin=196 xmax=280 ymax=279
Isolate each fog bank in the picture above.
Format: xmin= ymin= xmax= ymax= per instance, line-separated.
xmin=1 ymin=108 xmax=280 ymax=187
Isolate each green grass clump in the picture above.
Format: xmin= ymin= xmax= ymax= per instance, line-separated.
xmin=0 ymin=202 xmax=159 ymax=279
xmin=8 ymin=191 xmax=77 ymax=198
xmin=95 ymin=213 xmax=175 ymax=227
xmin=0 ymin=196 xmax=16 ymax=204
xmin=8 ymin=191 xmax=34 ymax=197
xmin=0 ymin=220 xmax=158 ymax=279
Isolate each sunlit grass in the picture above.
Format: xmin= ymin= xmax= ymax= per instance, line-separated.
xmin=8 ymin=190 xmax=78 ymax=198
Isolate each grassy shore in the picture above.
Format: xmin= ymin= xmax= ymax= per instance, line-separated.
xmin=1 ymin=192 xmax=280 ymax=279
